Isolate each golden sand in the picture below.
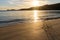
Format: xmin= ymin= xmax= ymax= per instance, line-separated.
xmin=0 ymin=19 xmax=60 ymax=40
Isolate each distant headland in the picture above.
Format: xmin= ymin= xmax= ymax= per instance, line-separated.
xmin=7 ymin=3 xmax=60 ymax=11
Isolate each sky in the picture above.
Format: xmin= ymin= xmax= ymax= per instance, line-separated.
xmin=0 ymin=0 xmax=60 ymax=10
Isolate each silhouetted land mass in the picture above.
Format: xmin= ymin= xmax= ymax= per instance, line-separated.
xmin=7 ymin=9 xmax=17 ymax=11
xmin=7 ymin=3 xmax=60 ymax=11
xmin=29 ymin=3 xmax=60 ymax=10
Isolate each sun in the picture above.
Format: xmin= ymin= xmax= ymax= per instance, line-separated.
xmin=32 ymin=0 xmax=48 ymax=7
xmin=32 ymin=0 xmax=40 ymax=7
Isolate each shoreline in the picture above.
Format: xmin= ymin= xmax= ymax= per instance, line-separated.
xmin=0 ymin=17 xmax=60 ymax=27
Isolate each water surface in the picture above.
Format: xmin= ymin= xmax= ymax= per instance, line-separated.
xmin=0 ymin=10 xmax=60 ymax=26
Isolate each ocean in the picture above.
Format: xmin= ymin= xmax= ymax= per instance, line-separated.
xmin=0 ymin=10 xmax=60 ymax=26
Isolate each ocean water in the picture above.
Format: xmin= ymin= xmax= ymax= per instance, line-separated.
xmin=0 ymin=10 xmax=60 ymax=26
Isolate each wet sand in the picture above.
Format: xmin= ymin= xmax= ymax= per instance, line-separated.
xmin=0 ymin=19 xmax=60 ymax=40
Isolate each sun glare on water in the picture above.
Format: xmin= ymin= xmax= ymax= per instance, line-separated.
xmin=33 ymin=10 xmax=38 ymax=22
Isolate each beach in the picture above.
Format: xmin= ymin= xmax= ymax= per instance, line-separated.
xmin=0 ymin=0 xmax=60 ymax=40
xmin=0 ymin=19 xmax=60 ymax=40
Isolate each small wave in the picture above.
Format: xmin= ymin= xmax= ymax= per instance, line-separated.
xmin=39 ymin=17 xmax=60 ymax=20
xmin=0 ymin=19 xmax=28 ymax=24
xmin=0 ymin=17 xmax=60 ymax=24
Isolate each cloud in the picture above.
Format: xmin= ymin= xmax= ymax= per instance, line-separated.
xmin=8 ymin=0 xmax=48 ymax=4
xmin=7 ymin=0 xmax=49 ymax=8
xmin=8 ymin=0 xmax=23 ymax=4
xmin=7 ymin=0 xmax=31 ymax=7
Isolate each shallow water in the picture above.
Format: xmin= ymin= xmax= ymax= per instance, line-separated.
xmin=0 ymin=10 xmax=60 ymax=26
